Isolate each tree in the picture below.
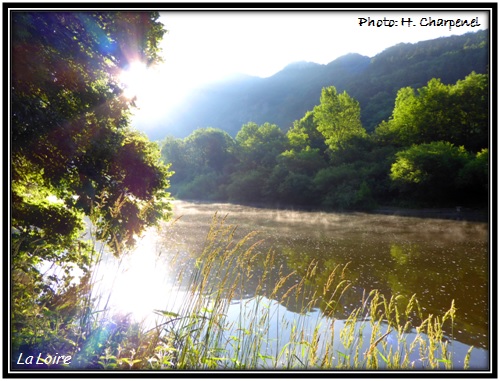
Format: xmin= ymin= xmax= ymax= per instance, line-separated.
xmin=457 ymin=148 xmax=489 ymax=204
xmin=160 ymin=128 xmax=236 ymax=201
xmin=235 ymin=122 xmax=287 ymax=169
xmin=161 ymin=136 xmax=188 ymax=182
xmin=183 ymin=127 xmax=236 ymax=174
xmin=279 ymin=147 xmax=326 ymax=177
xmin=375 ymin=73 xmax=488 ymax=152
xmin=312 ymin=163 xmax=376 ymax=210
xmin=12 ymin=11 xmax=170 ymax=254
xmin=226 ymin=169 xmax=267 ymax=203
xmin=449 ymin=72 xmax=489 ymax=152
xmin=287 ymin=110 xmax=329 ymax=153
xmin=11 ymin=11 xmax=171 ymax=357
xmin=280 ymin=110 xmax=329 ymax=176
xmin=374 ymin=86 xmax=421 ymax=147
xmin=313 ymin=86 xmax=367 ymax=152
xmin=390 ymin=141 xmax=471 ymax=205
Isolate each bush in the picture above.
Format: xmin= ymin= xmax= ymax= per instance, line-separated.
xmin=277 ymin=172 xmax=316 ymax=206
xmin=390 ymin=141 xmax=471 ymax=206
xmin=457 ymin=148 xmax=489 ymax=205
xmin=177 ymin=173 xmax=224 ymax=201
xmin=226 ymin=170 xmax=267 ymax=203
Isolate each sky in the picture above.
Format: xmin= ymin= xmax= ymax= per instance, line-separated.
xmin=127 ymin=9 xmax=489 ymax=133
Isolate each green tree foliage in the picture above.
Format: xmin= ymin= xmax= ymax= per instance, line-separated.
xmin=313 ymin=86 xmax=367 ymax=152
xmin=226 ymin=169 xmax=267 ymax=203
xmin=352 ymin=30 xmax=489 ymax=130
xmin=390 ymin=142 xmax=472 ymax=205
xmin=457 ymin=148 xmax=489 ymax=204
xmin=375 ymin=73 xmax=488 ymax=152
xmin=12 ymin=11 xmax=171 ymax=255
xmin=312 ymin=164 xmax=377 ymax=210
xmin=183 ymin=127 xmax=236 ymax=173
xmin=280 ymin=111 xmax=329 ymax=176
xmin=449 ymin=73 xmax=489 ymax=151
xmin=160 ymin=136 xmax=189 ymax=182
xmin=235 ymin=122 xmax=287 ymax=169
xmin=287 ymin=111 xmax=329 ymax=152
xmin=11 ymin=11 xmax=171 ymax=358
xmin=261 ymin=112 xmax=329 ymax=206
xmin=279 ymin=148 xmax=325 ymax=177
xmin=159 ymin=73 xmax=487 ymax=211
xmin=225 ymin=122 xmax=287 ymax=203
xmin=161 ymin=128 xmax=236 ymax=200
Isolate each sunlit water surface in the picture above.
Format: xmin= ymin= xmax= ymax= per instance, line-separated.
xmin=98 ymin=200 xmax=490 ymax=370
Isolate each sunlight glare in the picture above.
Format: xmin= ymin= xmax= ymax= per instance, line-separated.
xmin=103 ymin=230 xmax=177 ymax=323
xmin=120 ymin=61 xmax=150 ymax=100
xmin=119 ymin=61 xmax=174 ymax=128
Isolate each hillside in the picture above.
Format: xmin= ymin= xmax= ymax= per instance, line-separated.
xmin=149 ymin=29 xmax=488 ymax=140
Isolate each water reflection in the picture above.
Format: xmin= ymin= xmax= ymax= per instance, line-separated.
xmin=91 ymin=200 xmax=488 ymax=369
xmin=157 ymin=201 xmax=489 ymax=355
xmin=222 ymin=296 xmax=489 ymax=370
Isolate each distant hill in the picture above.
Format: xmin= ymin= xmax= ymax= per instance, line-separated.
xmin=148 ymin=29 xmax=488 ymax=140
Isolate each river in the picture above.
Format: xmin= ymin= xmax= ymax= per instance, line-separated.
xmin=100 ymin=200 xmax=490 ymax=370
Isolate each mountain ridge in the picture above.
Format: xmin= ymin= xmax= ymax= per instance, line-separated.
xmin=145 ymin=29 xmax=488 ymax=140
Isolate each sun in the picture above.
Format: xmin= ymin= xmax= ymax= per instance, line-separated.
xmin=120 ymin=61 xmax=151 ymax=100
xmin=118 ymin=61 xmax=173 ymax=127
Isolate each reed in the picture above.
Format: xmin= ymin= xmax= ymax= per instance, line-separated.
xmin=134 ymin=213 xmax=468 ymax=370
xmin=58 ymin=212 xmax=473 ymax=371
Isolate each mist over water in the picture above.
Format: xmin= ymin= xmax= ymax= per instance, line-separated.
xmin=102 ymin=200 xmax=489 ymax=369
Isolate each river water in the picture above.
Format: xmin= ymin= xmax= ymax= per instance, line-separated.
xmin=101 ymin=200 xmax=490 ymax=370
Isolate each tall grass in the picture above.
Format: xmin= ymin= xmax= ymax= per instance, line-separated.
xmin=119 ymin=213 xmax=467 ymax=370
xmin=32 ymin=211 xmax=470 ymax=370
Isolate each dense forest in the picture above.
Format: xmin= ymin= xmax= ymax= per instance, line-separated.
xmin=160 ymin=72 xmax=489 ymax=210
xmin=149 ymin=29 xmax=488 ymax=139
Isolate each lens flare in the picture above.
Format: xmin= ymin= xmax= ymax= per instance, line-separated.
xmin=120 ymin=61 xmax=149 ymax=100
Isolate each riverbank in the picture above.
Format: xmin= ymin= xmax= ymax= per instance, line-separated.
xmin=372 ymin=206 xmax=488 ymax=222
xmin=173 ymin=198 xmax=489 ymax=223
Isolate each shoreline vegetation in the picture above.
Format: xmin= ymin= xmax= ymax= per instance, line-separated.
xmin=160 ymin=74 xmax=488 ymax=216
xmin=13 ymin=210 xmax=482 ymax=371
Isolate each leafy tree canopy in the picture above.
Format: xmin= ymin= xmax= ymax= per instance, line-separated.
xmin=313 ymin=86 xmax=367 ymax=152
xmin=286 ymin=110 xmax=328 ymax=152
xmin=12 ymin=11 xmax=172 ymax=258
xmin=11 ymin=11 xmax=174 ymax=359
xmin=375 ymin=73 xmax=488 ymax=152
xmin=235 ymin=122 xmax=287 ymax=169
xmin=390 ymin=141 xmax=473 ymax=205
xmin=183 ymin=127 xmax=236 ymax=173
